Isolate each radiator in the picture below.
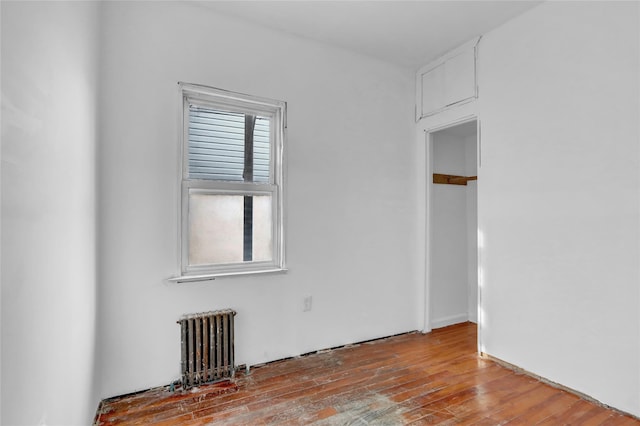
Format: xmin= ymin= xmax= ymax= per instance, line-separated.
xmin=178 ymin=309 xmax=236 ymax=388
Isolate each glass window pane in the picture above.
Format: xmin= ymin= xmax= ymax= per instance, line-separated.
xmin=188 ymin=106 xmax=270 ymax=183
xmin=189 ymin=194 xmax=243 ymax=265
xmin=188 ymin=193 xmax=272 ymax=266
xmin=252 ymin=195 xmax=272 ymax=261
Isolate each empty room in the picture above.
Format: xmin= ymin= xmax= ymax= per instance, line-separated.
xmin=2 ymin=1 xmax=640 ymax=425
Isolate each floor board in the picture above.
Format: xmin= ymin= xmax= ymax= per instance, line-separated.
xmin=95 ymin=322 xmax=639 ymax=425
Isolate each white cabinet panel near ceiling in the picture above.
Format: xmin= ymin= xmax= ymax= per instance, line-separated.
xmin=421 ymin=63 xmax=445 ymax=115
xmin=444 ymin=49 xmax=475 ymax=106
xmin=417 ymin=38 xmax=479 ymax=120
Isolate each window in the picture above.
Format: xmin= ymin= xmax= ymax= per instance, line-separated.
xmin=177 ymin=83 xmax=286 ymax=280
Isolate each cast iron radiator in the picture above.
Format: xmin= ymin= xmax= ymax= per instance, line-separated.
xmin=178 ymin=309 xmax=236 ymax=388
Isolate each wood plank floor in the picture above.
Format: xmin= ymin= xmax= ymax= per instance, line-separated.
xmin=95 ymin=322 xmax=640 ymax=425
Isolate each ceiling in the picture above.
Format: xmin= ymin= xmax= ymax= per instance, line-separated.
xmin=198 ymin=1 xmax=542 ymax=69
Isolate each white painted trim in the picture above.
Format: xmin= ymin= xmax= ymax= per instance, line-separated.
xmin=431 ymin=313 xmax=469 ymax=330
xmin=168 ymin=267 xmax=288 ymax=283
xmin=418 ymin=100 xmax=478 ymax=131
xmin=476 ymin=119 xmax=483 ymax=354
xmin=175 ymin=82 xmax=286 ymax=280
xmin=418 ymin=102 xmax=478 ymax=334
xmin=419 ymin=109 xmax=479 ymax=338
xmin=423 ymin=131 xmax=433 ymax=334
xmin=180 ymin=82 xmax=286 ymax=113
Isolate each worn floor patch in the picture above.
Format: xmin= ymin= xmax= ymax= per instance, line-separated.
xmin=310 ymin=392 xmax=407 ymax=425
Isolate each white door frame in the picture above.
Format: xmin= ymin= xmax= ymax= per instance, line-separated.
xmin=420 ymin=114 xmax=480 ymax=336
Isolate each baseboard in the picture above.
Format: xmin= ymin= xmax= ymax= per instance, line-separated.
xmin=431 ymin=313 xmax=468 ymax=329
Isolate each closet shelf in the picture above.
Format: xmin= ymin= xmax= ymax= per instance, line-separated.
xmin=433 ymin=173 xmax=477 ymax=186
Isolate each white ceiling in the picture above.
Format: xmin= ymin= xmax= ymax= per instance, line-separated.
xmin=198 ymin=1 xmax=542 ymax=69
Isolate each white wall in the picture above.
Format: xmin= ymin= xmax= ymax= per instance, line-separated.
xmin=96 ymin=1 xmax=417 ymax=399
xmin=1 ymin=2 xmax=100 ymax=425
xmin=478 ymin=1 xmax=640 ymax=416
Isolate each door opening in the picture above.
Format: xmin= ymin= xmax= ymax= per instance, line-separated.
xmin=425 ymin=119 xmax=478 ymax=332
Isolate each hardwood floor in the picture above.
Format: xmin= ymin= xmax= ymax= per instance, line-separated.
xmin=95 ymin=323 xmax=639 ymax=425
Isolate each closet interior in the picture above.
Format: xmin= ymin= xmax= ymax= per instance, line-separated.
xmin=430 ymin=120 xmax=478 ymax=329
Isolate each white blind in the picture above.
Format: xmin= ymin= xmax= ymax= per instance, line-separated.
xmin=188 ymin=105 xmax=270 ymax=182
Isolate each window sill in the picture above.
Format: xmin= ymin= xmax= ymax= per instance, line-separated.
xmin=168 ymin=267 xmax=288 ymax=283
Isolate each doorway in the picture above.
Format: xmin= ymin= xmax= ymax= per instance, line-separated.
xmin=426 ymin=120 xmax=478 ymax=330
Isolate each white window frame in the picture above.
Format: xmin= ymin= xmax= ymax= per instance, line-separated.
xmin=173 ymin=83 xmax=286 ymax=282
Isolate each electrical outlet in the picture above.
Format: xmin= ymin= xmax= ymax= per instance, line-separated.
xmin=303 ymin=296 xmax=313 ymax=312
